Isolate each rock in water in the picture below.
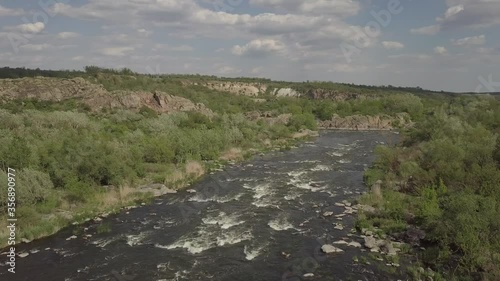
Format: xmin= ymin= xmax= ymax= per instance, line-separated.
xmin=364 ymin=236 xmax=378 ymax=249
xmin=321 ymin=244 xmax=344 ymax=254
xmin=322 ymin=211 xmax=334 ymax=217
xmin=303 ymin=273 xmax=314 ymax=278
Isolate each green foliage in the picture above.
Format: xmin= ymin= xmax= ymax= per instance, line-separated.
xmin=313 ymin=101 xmax=335 ymax=121
xmin=287 ymin=113 xmax=317 ymax=131
xmin=362 ymin=95 xmax=500 ymax=278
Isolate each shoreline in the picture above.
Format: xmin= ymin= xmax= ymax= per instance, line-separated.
xmin=1 ymin=131 xmax=318 ymax=250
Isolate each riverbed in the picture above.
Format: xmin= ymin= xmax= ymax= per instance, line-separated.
xmin=1 ymin=131 xmax=404 ymax=281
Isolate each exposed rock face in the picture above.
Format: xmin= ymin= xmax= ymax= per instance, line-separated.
xmin=318 ymin=113 xmax=411 ymax=130
xmin=0 ymin=77 xmax=107 ymax=101
xmin=85 ymin=90 xmax=214 ymax=116
xmin=0 ymin=77 xmax=214 ymax=116
xmin=272 ymin=88 xmax=300 ymax=97
xmin=305 ymin=89 xmax=362 ymax=101
xmin=203 ymin=81 xmax=267 ymax=96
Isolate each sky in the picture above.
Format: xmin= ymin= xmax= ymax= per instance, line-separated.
xmin=0 ymin=0 xmax=499 ymax=92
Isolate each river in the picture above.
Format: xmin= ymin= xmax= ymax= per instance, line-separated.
xmin=1 ymin=131 xmax=405 ymax=281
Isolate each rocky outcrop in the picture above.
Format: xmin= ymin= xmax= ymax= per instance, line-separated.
xmin=305 ymin=89 xmax=362 ymax=101
xmin=0 ymin=77 xmax=214 ymax=116
xmin=203 ymin=81 xmax=267 ymax=96
xmin=0 ymin=77 xmax=108 ymax=101
xmin=318 ymin=113 xmax=411 ymax=130
xmin=272 ymin=88 xmax=301 ymax=97
xmin=84 ymin=90 xmax=214 ymax=116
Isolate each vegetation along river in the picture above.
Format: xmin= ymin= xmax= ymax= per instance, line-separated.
xmin=1 ymin=131 xmax=406 ymax=281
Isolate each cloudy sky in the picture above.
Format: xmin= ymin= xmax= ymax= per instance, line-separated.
xmin=1 ymin=0 xmax=499 ymax=92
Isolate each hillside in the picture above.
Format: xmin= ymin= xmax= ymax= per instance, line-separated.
xmin=0 ymin=67 xmax=499 ymax=280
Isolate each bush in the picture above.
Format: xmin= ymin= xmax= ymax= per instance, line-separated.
xmin=287 ymin=113 xmax=317 ymax=131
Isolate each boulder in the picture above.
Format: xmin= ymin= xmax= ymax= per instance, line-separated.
xmin=364 ymin=236 xmax=384 ymax=249
xmin=322 ymin=211 xmax=334 ymax=217
xmin=321 ymin=244 xmax=344 ymax=254
xmin=137 ymin=184 xmax=177 ymax=197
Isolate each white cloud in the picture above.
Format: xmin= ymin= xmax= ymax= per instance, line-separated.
xmin=434 ymin=46 xmax=448 ymax=55
xmin=451 ymin=34 xmax=485 ymax=46
xmin=410 ymin=25 xmax=440 ymax=35
xmin=382 ymin=41 xmax=404 ymax=50
xmin=20 ymin=44 xmax=52 ymax=51
xmin=0 ymin=5 xmax=25 ymax=16
xmin=4 ymin=22 xmax=45 ymax=34
xmin=441 ymin=4 xmax=464 ymax=20
xmin=152 ymin=44 xmax=194 ymax=52
xmin=249 ymin=0 xmax=360 ymax=17
xmin=98 ymin=47 xmax=134 ymax=57
xmin=57 ymin=32 xmax=80 ymax=39
xmin=232 ymin=39 xmax=286 ymax=57
xmin=137 ymin=29 xmax=153 ymax=37
xmin=418 ymin=1 xmax=500 ymax=32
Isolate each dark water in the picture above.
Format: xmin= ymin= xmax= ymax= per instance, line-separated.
xmin=2 ymin=131 xmax=404 ymax=281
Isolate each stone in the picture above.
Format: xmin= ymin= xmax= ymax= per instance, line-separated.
xmin=18 ymin=252 xmax=29 ymax=258
xmin=137 ymin=184 xmax=177 ymax=197
xmin=364 ymin=236 xmax=382 ymax=249
xmin=21 ymin=238 xmax=31 ymax=243
xmin=335 ymin=203 xmax=345 ymax=207
xmin=66 ymin=235 xmax=77 ymax=241
xmin=186 ymin=189 xmax=196 ymax=193
xmin=371 ymin=180 xmax=383 ymax=198
xmin=323 ymin=211 xmax=334 ymax=217
xmin=303 ymin=273 xmax=314 ymax=278
xmin=333 ymin=223 xmax=344 ymax=230
xmin=382 ymin=242 xmax=397 ymax=256
xmin=333 ymin=240 xmax=349 ymax=245
xmin=348 ymin=241 xmax=362 ymax=248
xmin=357 ymin=205 xmax=376 ymax=214
xmin=29 ymin=249 xmax=39 ymax=254
xmin=321 ymin=244 xmax=344 ymax=254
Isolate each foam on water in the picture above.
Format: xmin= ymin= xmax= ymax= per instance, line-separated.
xmin=287 ymin=170 xmax=307 ymax=178
xmin=338 ymin=159 xmax=352 ymax=164
xmin=90 ymin=237 xmax=120 ymax=248
xmin=252 ymin=183 xmax=272 ymax=199
xmin=126 ymin=231 xmax=150 ymax=246
xmin=244 ymin=243 xmax=267 ymax=261
xmin=294 ymin=182 xmax=327 ymax=192
xmin=328 ymin=151 xmax=344 ymax=157
xmin=216 ymin=230 xmax=253 ymax=246
xmin=158 ymin=226 xmax=252 ymax=254
xmin=188 ymin=192 xmax=243 ymax=203
xmin=311 ymin=164 xmax=331 ymax=171
xmin=268 ymin=215 xmax=294 ymax=231
xmin=202 ymin=212 xmax=245 ymax=229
